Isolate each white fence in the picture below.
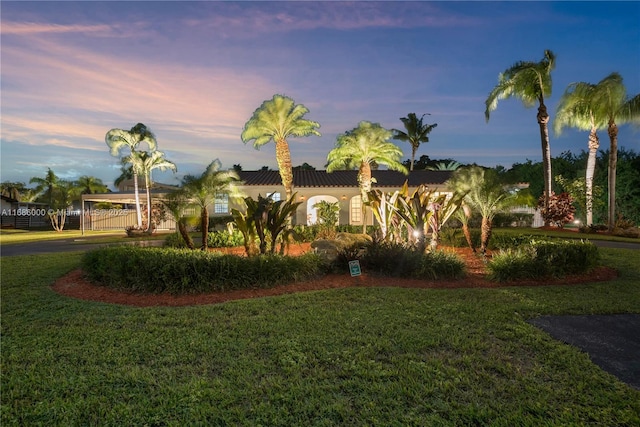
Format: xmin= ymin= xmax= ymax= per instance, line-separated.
xmin=84 ymin=210 xmax=176 ymax=231
xmin=511 ymin=205 xmax=544 ymax=228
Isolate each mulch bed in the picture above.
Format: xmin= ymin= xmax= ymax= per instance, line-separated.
xmin=51 ymin=244 xmax=618 ymax=307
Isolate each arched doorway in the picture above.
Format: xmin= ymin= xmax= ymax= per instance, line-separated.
xmin=306 ymin=195 xmax=339 ymax=226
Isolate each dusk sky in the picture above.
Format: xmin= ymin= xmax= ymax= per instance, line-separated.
xmin=1 ymin=1 xmax=639 ymax=190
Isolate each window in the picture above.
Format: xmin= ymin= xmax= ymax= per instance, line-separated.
xmin=267 ymin=192 xmax=281 ymax=201
xmin=350 ymin=195 xmax=362 ymax=223
xmin=214 ymin=193 xmax=229 ymax=214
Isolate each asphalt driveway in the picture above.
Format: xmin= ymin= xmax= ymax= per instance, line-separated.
xmin=528 ymin=314 xmax=640 ymax=390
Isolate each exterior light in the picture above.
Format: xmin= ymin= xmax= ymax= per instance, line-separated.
xmin=300 ymin=196 xmax=305 ymax=201
xmin=341 ymin=195 xmax=347 ymax=201
xmin=413 ymin=230 xmax=421 ymax=238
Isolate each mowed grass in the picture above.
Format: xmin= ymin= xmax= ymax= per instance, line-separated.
xmin=2 ymin=250 xmax=639 ymax=426
xmin=0 ymin=229 xmax=170 ymax=245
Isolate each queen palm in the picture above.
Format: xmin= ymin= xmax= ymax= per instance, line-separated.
xmin=392 ymin=113 xmax=437 ymax=171
xmin=485 ymin=50 xmax=555 ymax=223
xmin=587 ymin=73 xmax=640 ymax=231
xmin=182 ymin=159 xmax=241 ymax=250
xmin=105 ymin=123 xmax=157 ymax=228
xmin=326 ymin=121 xmax=408 ymax=232
xmin=554 ymin=81 xmax=602 ymax=226
xmin=241 ymin=94 xmax=321 ymax=202
xmin=124 ymin=150 xmax=177 ymax=232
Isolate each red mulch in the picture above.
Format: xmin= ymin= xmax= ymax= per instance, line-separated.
xmin=51 ymin=244 xmax=618 ymax=307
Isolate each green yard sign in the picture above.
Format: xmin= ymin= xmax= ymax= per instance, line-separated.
xmin=348 ymin=260 xmax=361 ymax=277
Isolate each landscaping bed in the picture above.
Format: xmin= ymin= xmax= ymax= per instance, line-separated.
xmin=51 ymin=244 xmax=617 ymax=307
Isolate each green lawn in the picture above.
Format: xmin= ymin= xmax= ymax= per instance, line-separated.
xmin=1 ymin=249 xmax=639 ymax=426
xmin=0 ymin=229 xmax=170 ymax=245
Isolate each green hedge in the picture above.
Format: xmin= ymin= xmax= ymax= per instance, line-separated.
xmin=344 ymin=242 xmax=466 ymax=280
xmin=487 ymin=240 xmax=599 ymax=282
xmin=82 ymin=246 xmax=325 ymax=295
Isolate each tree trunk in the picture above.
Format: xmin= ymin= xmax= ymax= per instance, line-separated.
xmin=359 ymin=162 xmax=372 ymax=234
xmin=607 ymin=120 xmax=618 ymax=231
xmin=178 ymin=220 xmax=195 ymax=250
xmin=201 ymin=206 xmax=209 ymax=250
xmin=275 ymin=138 xmax=293 ymax=202
xmin=480 ymin=216 xmax=492 ymax=254
xmin=144 ymin=173 xmax=153 ymax=233
xmin=133 ymin=171 xmax=143 ymax=228
xmin=585 ymin=127 xmax=599 ymax=226
xmin=410 ymin=145 xmax=417 ymax=171
xmin=537 ymin=100 xmax=552 ymax=226
xmin=461 ymin=204 xmax=475 ymax=252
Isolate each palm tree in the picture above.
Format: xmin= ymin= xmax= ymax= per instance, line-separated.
xmin=587 ymin=73 xmax=640 ymax=231
xmin=241 ymin=94 xmax=321 ymax=202
xmin=448 ymin=166 xmax=515 ymax=254
xmin=554 ymin=81 xmax=602 ymax=226
xmin=182 ymin=159 xmax=241 ymax=250
xmin=392 ymin=113 xmax=437 ymax=171
xmin=114 ymin=159 xmax=134 ymax=189
xmin=485 ymin=50 xmax=556 ymax=223
xmin=163 ymin=190 xmax=195 ymax=249
xmin=29 ymin=168 xmax=60 ymax=207
xmin=105 ymin=123 xmax=157 ymax=228
xmin=124 ymin=150 xmax=177 ymax=232
xmin=76 ymin=175 xmax=108 ymax=195
xmin=326 ymin=121 xmax=408 ymax=232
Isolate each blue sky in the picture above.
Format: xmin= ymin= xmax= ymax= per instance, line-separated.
xmin=1 ymin=1 xmax=639 ymax=190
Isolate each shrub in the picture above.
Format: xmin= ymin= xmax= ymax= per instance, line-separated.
xmin=486 ymin=240 xmax=599 ymax=282
xmin=539 ymin=192 xmax=576 ymax=228
xmin=207 ymin=229 xmax=245 ymax=248
xmin=493 ymin=212 xmax=534 ymax=228
xmin=353 ymin=241 xmax=465 ymax=280
xmin=82 ymin=246 xmax=325 ymax=295
xmin=486 ymin=248 xmax=540 ymax=282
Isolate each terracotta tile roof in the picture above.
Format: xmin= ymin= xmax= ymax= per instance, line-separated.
xmin=237 ymin=170 xmax=452 ymax=188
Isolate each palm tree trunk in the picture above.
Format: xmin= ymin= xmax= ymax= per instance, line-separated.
xmin=410 ymin=145 xmax=417 ymax=171
xmin=585 ymin=128 xmax=599 ymax=226
xmin=201 ymin=206 xmax=209 ymax=250
xmin=178 ymin=220 xmax=195 ymax=250
xmin=144 ymin=173 xmax=153 ymax=233
xmin=607 ymin=120 xmax=618 ymax=231
xmin=461 ymin=204 xmax=475 ymax=252
xmin=480 ymin=216 xmax=492 ymax=254
xmin=275 ymin=138 xmax=294 ymax=202
xmin=537 ymin=100 xmax=552 ymax=226
xmin=358 ymin=162 xmax=372 ymax=234
xmin=133 ymin=171 xmax=143 ymax=228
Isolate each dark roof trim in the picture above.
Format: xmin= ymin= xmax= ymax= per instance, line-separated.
xmin=237 ymin=170 xmax=452 ymax=188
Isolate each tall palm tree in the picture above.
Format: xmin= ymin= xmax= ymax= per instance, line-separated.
xmin=29 ymin=168 xmax=60 ymax=207
xmin=485 ymin=50 xmax=556 ymax=223
xmin=241 ymin=94 xmax=321 ymax=202
xmin=105 ymin=123 xmax=157 ymax=228
xmin=326 ymin=121 xmax=408 ymax=232
xmin=554 ymin=81 xmax=602 ymax=226
xmin=76 ymin=175 xmax=108 ymax=195
xmin=124 ymin=150 xmax=177 ymax=232
xmin=392 ymin=113 xmax=437 ymax=171
xmin=587 ymin=73 xmax=640 ymax=231
xmin=182 ymin=159 xmax=241 ymax=250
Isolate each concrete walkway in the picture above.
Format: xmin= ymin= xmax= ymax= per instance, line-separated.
xmin=528 ymin=314 xmax=640 ymax=390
